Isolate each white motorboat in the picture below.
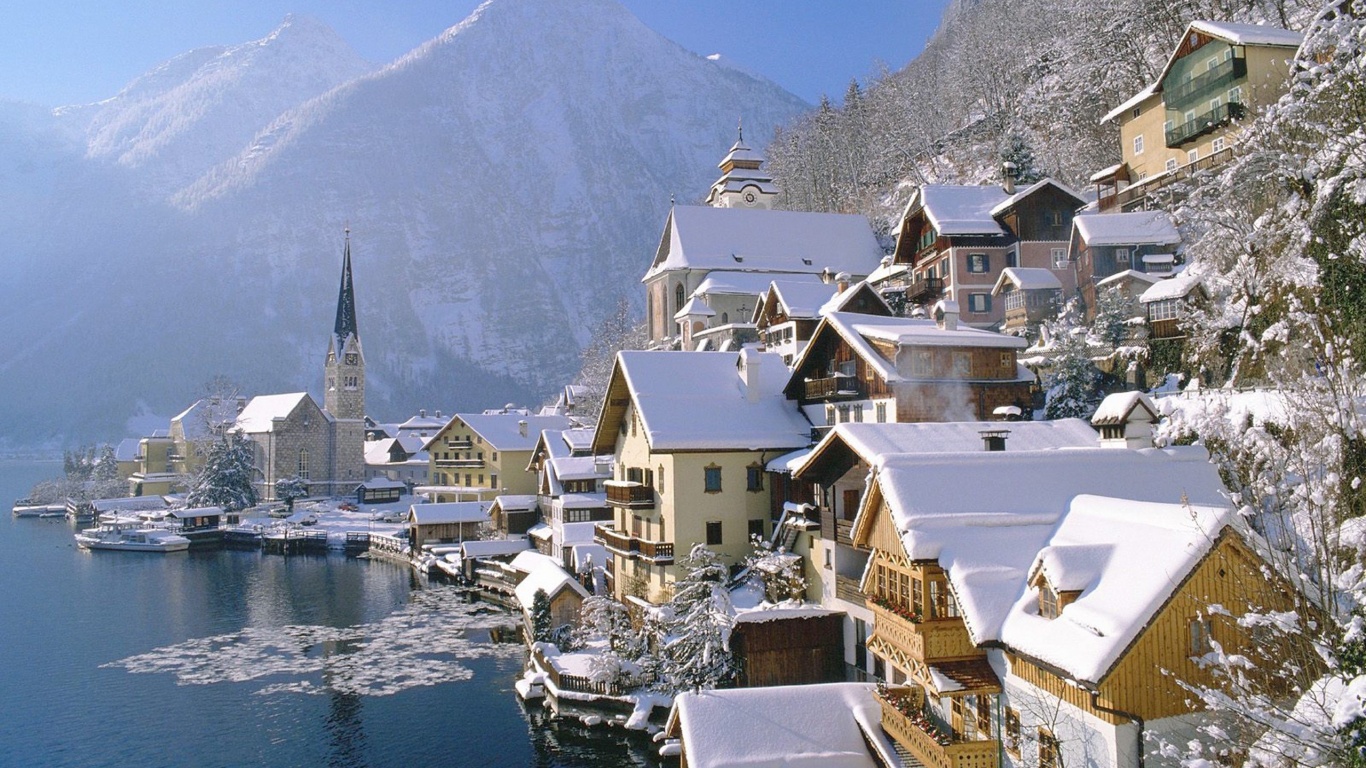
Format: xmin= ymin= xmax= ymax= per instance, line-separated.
xmin=75 ymin=524 xmax=191 ymax=553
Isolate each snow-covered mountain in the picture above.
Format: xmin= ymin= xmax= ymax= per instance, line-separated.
xmin=0 ymin=0 xmax=810 ymax=449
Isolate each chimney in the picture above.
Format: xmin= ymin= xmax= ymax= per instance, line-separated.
xmin=419 ymin=409 xmax=426 ymax=418
xmin=835 ymin=272 xmax=851 ymax=293
xmin=980 ymin=430 xmax=1009 ymax=451
xmin=933 ymin=300 xmax=960 ymax=332
xmin=236 ymin=397 xmax=247 ymax=413
xmin=1002 ymin=161 xmax=1018 ymax=195
xmin=518 ymin=420 xmax=528 ymax=438
xmin=435 ymin=410 xmax=442 ymax=418
xmin=821 ymin=267 xmax=833 ymax=284
xmin=739 ymin=347 xmax=762 ymax=403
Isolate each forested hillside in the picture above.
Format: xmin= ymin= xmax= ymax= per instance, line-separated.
xmin=767 ymin=0 xmax=1318 ymax=230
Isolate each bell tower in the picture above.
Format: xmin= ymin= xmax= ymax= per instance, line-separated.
xmin=704 ymin=120 xmax=778 ymax=209
xmin=325 ymin=230 xmax=365 ymax=422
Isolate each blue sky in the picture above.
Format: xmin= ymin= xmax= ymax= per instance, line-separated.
xmin=0 ymin=0 xmax=950 ymax=107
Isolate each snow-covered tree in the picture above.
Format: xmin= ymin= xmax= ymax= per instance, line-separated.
xmin=186 ymin=430 xmax=258 ymax=511
xmin=743 ymin=536 xmax=807 ymax=603
xmin=273 ymin=476 xmax=308 ymax=511
xmin=1037 ymin=300 xmax=1102 ymax=420
xmin=570 ymin=297 xmax=648 ymax=422
xmin=93 ymin=444 xmax=119 ymax=482
xmin=654 ymin=545 xmax=737 ymax=693
xmin=530 ymin=588 xmax=553 ymax=644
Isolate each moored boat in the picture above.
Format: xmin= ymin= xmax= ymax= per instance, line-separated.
xmin=75 ymin=524 xmax=191 ymax=553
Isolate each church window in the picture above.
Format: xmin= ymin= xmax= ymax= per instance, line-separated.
xmin=675 ymin=284 xmax=685 ymax=317
xmin=297 ymin=450 xmax=309 ymax=480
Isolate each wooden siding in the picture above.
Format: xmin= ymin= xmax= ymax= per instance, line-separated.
xmin=1097 ymin=532 xmax=1313 ymax=720
xmin=1007 ymin=655 xmax=1122 ymax=725
xmin=731 ymin=613 xmax=845 ymax=687
xmin=895 ymin=380 xmax=1034 ymax=423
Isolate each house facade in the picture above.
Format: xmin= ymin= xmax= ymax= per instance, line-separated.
xmin=590 ymin=349 xmax=812 ymax=603
xmin=422 ymin=411 xmax=572 ymax=502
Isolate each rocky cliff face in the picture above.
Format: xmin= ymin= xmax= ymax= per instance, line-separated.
xmin=0 ymin=0 xmax=810 ymax=447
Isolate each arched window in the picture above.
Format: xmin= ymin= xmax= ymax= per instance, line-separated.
xmin=675 ymin=283 xmax=685 ymax=316
xmin=721 ymin=312 xmax=729 ymax=324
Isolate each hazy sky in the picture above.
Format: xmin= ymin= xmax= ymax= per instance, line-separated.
xmin=0 ymin=0 xmax=951 ymax=107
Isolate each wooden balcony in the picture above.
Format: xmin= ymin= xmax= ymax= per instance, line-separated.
xmin=834 ymin=574 xmax=865 ymax=606
xmin=1166 ymin=101 xmax=1245 ymax=148
xmin=879 ymin=692 xmax=999 ymax=768
xmin=803 ymin=375 xmax=863 ymax=401
xmin=445 ymin=439 xmax=473 ymax=449
xmin=870 ymin=602 xmax=980 ymax=664
xmin=903 ymin=276 xmax=946 ymax=304
xmin=605 ymin=481 xmax=654 ymax=509
xmin=1108 ymin=146 xmax=1235 ymax=211
xmin=435 ymin=457 xmax=484 ymax=468
xmin=593 ymin=524 xmax=674 ymax=565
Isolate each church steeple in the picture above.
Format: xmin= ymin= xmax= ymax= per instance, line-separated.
xmin=705 ymin=120 xmax=778 ymax=209
xmin=325 ymin=229 xmax=365 ymax=422
xmin=333 ymin=229 xmax=359 ymax=352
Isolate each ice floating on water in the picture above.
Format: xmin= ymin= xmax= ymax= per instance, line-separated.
xmin=103 ymin=586 xmax=522 ymax=697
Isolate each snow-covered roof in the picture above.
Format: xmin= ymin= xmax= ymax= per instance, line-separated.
xmin=604 ymin=349 xmax=812 ymax=453
xmin=767 ymin=279 xmax=841 ymax=320
xmin=719 ymin=139 xmax=764 ymax=168
xmin=169 ymin=506 xmax=223 ymax=519
xmin=988 ymin=178 xmax=1085 ymax=218
xmin=456 ymin=413 xmax=572 ymax=452
xmin=1190 ymin=19 xmax=1304 ymax=47
xmin=1142 ymin=253 xmax=1175 ymax=264
xmin=697 ymin=271 xmax=824 ymax=298
xmin=408 ymin=501 xmax=491 ymax=525
xmin=913 ymin=185 xmax=1010 ymax=236
xmin=360 ymin=478 xmax=406 ymax=490
xmin=645 ymin=205 xmax=884 ymax=281
xmin=513 ymin=559 xmax=589 ymax=609
xmin=398 ymin=412 xmax=448 ymax=431
xmin=364 ymin=438 xmax=400 ymax=465
xmin=491 ymin=494 xmax=538 ymax=512
xmin=1091 ymin=391 xmax=1158 ymax=427
xmin=460 ymin=539 xmax=530 ymax=558
xmin=1095 ymin=269 xmax=1163 ymax=289
xmin=235 ymin=393 xmax=312 ymax=434
xmin=670 ymin=683 xmax=898 ymax=768
xmin=569 ymin=542 xmax=607 ymax=572
xmin=1101 ymin=84 xmax=1158 ymax=124
xmin=115 ymin=438 xmax=142 ymax=462
xmin=560 ymin=428 xmax=594 ymax=452
xmin=561 ymin=520 xmax=601 ymax=545
xmin=173 ymin=397 xmax=244 ymax=441
xmin=1140 ymin=273 xmax=1202 ymax=303
xmin=867 ymin=445 xmax=1229 ymax=681
xmin=558 ymin=492 xmax=607 ymax=510
xmin=993 ymin=267 xmax=1062 ymax=294
xmin=818 ymin=280 xmax=891 ymax=317
xmin=675 ymin=296 xmax=716 ymax=319
xmin=1000 ymin=495 xmax=1235 ymax=683
xmin=92 ymin=496 xmax=170 ymax=512
xmin=1073 ymin=210 xmax=1180 ymax=247
xmin=1089 ymin=163 xmax=1127 ymax=182
xmin=797 ymin=419 xmax=1100 ymax=477
xmin=510 ymin=549 xmax=564 ymax=575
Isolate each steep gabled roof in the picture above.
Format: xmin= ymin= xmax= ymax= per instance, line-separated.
xmin=992 ymin=267 xmax=1062 ymax=295
xmin=458 ymin=413 xmax=573 ymax=452
xmin=913 ymin=185 xmax=1010 ymax=236
xmin=592 ymin=350 xmax=812 ymax=454
xmin=1074 ymin=210 xmax=1180 ymax=247
xmin=235 ymin=393 xmax=315 ymax=434
xmin=1154 ymin=20 xmax=1303 ymax=95
xmin=988 ymin=178 xmax=1086 ymax=218
xmin=644 ymin=205 xmax=884 ymax=281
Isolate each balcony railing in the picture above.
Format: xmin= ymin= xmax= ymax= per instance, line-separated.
xmin=445 ymin=438 xmax=473 ymax=449
xmin=803 ymin=375 xmax=863 ymax=401
xmin=605 ymin=481 xmax=654 ymax=508
xmin=834 ymin=574 xmax=866 ymax=606
xmin=594 ymin=524 xmax=675 ymax=565
xmin=870 ymin=601 xmax=980 ymax=663
xmin=1107 ymin=147 xmax=1235 ymax=211
xmin=1166 ymin=101 xmax=1245 ymax=147
xmin=1164 ymin=56 xmax=1246 ymax=109
xmin=878 ymin=690 xmax=999 ymax=768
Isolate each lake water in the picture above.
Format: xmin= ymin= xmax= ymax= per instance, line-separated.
xmin=0 ymin=460 xmax=663 ymax=767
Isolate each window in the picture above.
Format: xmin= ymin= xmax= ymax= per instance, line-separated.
xmin=1163 ymin=119 xmax=1174 ymax=133
xmin=1148 ymin=298 xmax=1182 ymax=322
xmin=837 ymin=405 xmax=850 ymax=423
xmin=706 ymin=520 xmax=723 ymax=546
xmin=1005 ymin=708 xmax=1021 ymax=756
xmin=967 ymin=253 xmax=989 ymax=273
xmin=1133 ymin=135 xmax=1144 ymax=155
xmin=852 ymin=404 xmax=864 ymax=423
xmin=491 ymin=474 xmax=498 ymax=490
xmin=1039 ymin=583 xmax=1060 ymax=619
xmin=1228 ymin=86 xmax=1243 ymax=104
xmin=297 ymin=449 xmax=309 ymax=480
xmin=825 ymin=404 xmax=836 ymax=426
xmin=1000 ymin=352 xmax=1013 ymax=370
xmin=1004 ymin=289 xmax=1025 ymax=311
xmin=967 ymin=293 xmax=991 ymax=314
xmin=704 ymin=465 xmax=722 ymax=493
xmin=1210 ymin=96 xmax=1222 ymax=112
xmin=976 ymin=695 xmax=992 ymax=737
xmin=1051 ymin=248 xmax=1068 ymax=268
xmin=748 ymin=518 xmax=765 ymax=541
xmin=1039 ymin=728 xmax=1060 ymax=768
xmin=951 ymin=352 xmax=972 ymax=378
xmin=1131 ymin=106 xmax=1141 ymax=119
xmin=1006 ymin=248 xmax=1019 ymax=268
xmin=929 ymin=578 xmax=958 ymax=618
xmin=875 ymin=402 xmax=887 ymax=423
xmin=746 ymin=465 xmax=764 ymax=492
xmin=658 ymin=465 xmax=665 ymax=494
xmin=675 ymin=284 xmax=685 ymax=317
xmin=1049 ymin=210 xmax=1065 ymax=227
xmin=1166 ymin=158 xmax=1179 ymax=172
xmin=911 ymin=576 xmax=924 ymax=617
xmin=1213 ymin=136 xmax=1226 ymax=153
xmin=1189 ymin=617 xmax=1214 ymax=656
xmin=1188 ymin=148 xmax=1199 ymax=164
xmin=911 ymin=350 xmax=934 ymax=377
xmin=1115 ymin=248 xmax=1131 ymax=264
xmin=1185 ymin=109 xmax=1196 ymax=125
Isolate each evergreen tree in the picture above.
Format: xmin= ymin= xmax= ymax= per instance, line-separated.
xmin=530 ymin=588 xmax=553 ymax=644
xmin=274 ymin=476 xmax=309 ymax=511
xmin=1039 ymin=300 xmax=1101 ymax=420
xmin=655 ymin=545 xmax=737 ymax=693
xmin=186 ymin=430 xmax=258 ymax=511
xmin=93 ymin=444 xmax=119 ymax=482
xmin=999 ymin=132 xmax=1043 ymax=185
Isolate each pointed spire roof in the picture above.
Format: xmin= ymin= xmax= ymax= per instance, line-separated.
xmin=333 ymin=229 xmax=359 ymax=349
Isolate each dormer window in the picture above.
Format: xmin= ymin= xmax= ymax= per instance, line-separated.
xmin=1039 ymin=583 xmax=1060 ymax=619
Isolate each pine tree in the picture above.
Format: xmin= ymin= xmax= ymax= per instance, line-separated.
xmin=655 ymin=545 xmax=737 ymax=693
xmin=186 ymin=430 xmax=259 ymax=511
xmin=93 ymin=444 xmax=119 ymax=482
xmin=274 ymin=476 xmax=309 ymax=511
xmin=1039 ymin=300 xmax=1100 ymax=420
xmin=999 ymin=132 xmax=1043 ymax=185
xmin=530 ymin=588 xmax=553 ymax=644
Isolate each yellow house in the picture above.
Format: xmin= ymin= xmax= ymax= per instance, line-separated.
xmin=590 ymin=349 xmax=813 ymax=604
xmin=421 ymin=411 xmax=571 ymax=503
xmin=1095 ymin=20 xmax=1302 ymax=211
xmin=852 ymin=445 xmax=1308 ymax=768
xmin=127 ymin=432 xmax=181 ymax=497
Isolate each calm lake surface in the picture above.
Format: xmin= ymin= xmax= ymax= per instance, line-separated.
xmin=0 ymin=460 xmax=662 ymax=767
